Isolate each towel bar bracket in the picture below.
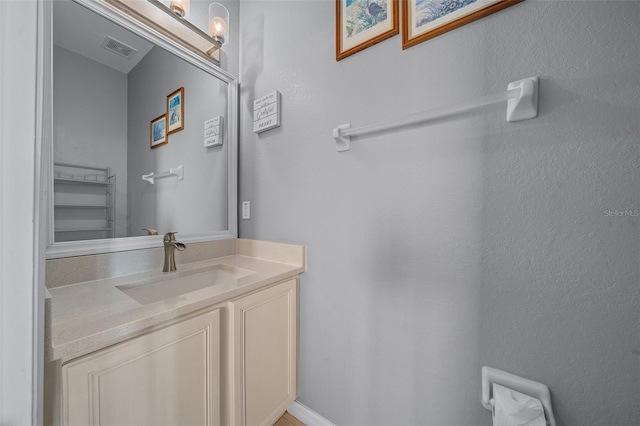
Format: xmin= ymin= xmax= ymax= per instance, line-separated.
xmin=507 ymin=77 xmax=539 ymax=122
xmin=333 ymin=123 xmax=351 ymax=152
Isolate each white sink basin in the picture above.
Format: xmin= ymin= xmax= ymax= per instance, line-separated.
xmin=116 ymin=264 xmax=254 ymax=305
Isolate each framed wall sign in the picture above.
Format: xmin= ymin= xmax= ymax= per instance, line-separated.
xmin=167 ymin=87 xmax=184 ymax=134
xmin=336 ymin=0 xmax=399 ymax=61
xmin=253 ymin=91 xmax=281 ymax=134
xmin=402 ymin=0 xmax=523 ymax=49
xmin=150 ymin=114 xmax=167 ymax=148
xmin=204 ymin=116 xmax=224 ymax=148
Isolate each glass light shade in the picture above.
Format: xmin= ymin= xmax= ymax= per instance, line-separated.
xmin=170 ymin=0 xmax=190 ymax=18
xmin=208 ymin=3 xmax=229 ymax=46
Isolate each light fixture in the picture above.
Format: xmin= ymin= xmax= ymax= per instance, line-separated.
xmin=208 ymin=3 xmax=229 ymax=46
xmin=105 ymin=0 xmax=224 ymax=63
xmin=169 ymin=0 xmax=190 ymax=18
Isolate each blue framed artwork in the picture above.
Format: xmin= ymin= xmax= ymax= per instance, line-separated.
xmin=150 ymin=114 xmax=167 ymax=149
xmin=167 ymin=87 xmax=184 ymax=135
xmin=336 ymin=0 xmax=399 ymax=61
xmin=402 ymin=0 xmax=523 ymax=49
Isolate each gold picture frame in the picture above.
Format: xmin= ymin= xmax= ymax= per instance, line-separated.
xmin=167 ymin=87 xmax=184 ymax=135
xmin=150 ymin=114 xmax=167 ymax=149
xmin=336 ymin=0 xmax=399 ymax=61
xmin=402 ymin=0 xmax=523 ymax=49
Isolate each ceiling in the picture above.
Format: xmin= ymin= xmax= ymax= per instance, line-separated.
xmin=53 ymin=0 xmax=155 ymax=74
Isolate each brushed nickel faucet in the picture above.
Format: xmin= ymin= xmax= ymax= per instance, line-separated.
xmin=163 ymin=232 xmax=186 ymax=272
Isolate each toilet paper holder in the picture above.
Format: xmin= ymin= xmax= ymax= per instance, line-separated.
xmin=482 ymin=366 xmax=556 ymax=426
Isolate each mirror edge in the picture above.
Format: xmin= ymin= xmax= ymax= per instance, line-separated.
xmin=43 ymin=0 xmax=239 ymax=260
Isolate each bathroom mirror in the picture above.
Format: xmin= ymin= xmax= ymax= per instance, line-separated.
xmin=45 ymin=0 xmax=238 ymax=258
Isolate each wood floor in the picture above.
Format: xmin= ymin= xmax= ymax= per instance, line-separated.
xmin=274 ymin=411 xmax=305 ymax=426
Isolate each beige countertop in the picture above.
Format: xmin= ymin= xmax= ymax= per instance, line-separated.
xmin=46 ymin=239 xmax=305 ymax=362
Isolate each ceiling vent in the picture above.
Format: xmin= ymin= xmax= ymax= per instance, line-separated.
xmin=101 ymin=36 xmax=137 ymax=59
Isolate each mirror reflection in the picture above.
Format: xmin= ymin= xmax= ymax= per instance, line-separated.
xmin=52 ymin=0 xmax=228 ymax=242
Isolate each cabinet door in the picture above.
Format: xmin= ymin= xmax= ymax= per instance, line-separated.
xmin=62 ymin=309 xmax=221 ymax=426
xmin=231 ymin=279 xmax=298 ymax=426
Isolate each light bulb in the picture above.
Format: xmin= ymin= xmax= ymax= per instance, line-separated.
xmin=209 ymin=17 xmax=226 ymax=39
xmin=208 ymin=3 xmax=229 ymax=46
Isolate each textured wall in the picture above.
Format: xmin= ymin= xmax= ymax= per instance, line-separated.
xmin=238 ymin=1 xmax=639 ymax=425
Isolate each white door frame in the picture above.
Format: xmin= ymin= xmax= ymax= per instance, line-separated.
xmin=0 ymin=0 xmax=45 ymax=423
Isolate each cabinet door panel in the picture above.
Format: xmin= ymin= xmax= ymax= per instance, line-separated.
xmin=232 ymin=279 xmax=298 ymax=426
xmin=63 ymin=310 xmax=221 ymax=426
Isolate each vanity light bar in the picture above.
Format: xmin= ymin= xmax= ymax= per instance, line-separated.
xmin=104 ymin=0 xmax=221 ymax=62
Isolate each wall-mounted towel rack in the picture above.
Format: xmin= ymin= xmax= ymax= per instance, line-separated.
xmin=142 ymin=165 xmax=184 ymax=184
xmin=332 ymin=77 xmax=538 ymax=152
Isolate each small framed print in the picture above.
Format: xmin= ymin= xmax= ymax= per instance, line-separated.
xmin=336 ymin=0 xmax=399 ymax=61
xmin=150 ymin=114 xmax=167 ymax=149
xmin=402 ymin=0 xmax=523 ymax=49
xmin=167 ymin=87 xmax=184 ymax=135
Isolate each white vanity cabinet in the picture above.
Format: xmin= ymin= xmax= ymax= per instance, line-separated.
xmin=230 ymin=278 xmax=298 ymax=426
xmin=54 ymin=277 xmax=299 ymax=426
xmin=62 ymin=309 xmax=222 ymax=426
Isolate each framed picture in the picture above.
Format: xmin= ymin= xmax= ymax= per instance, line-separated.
xmin=402 ymin=0 xmax=522 ymax=49
xmin=336 ymin=0 xmax=399 ymax=61
xmin=150 ymin=114 xmax=167 ymax=149
xmin=167 ymin=87 xmax=184 ymax=134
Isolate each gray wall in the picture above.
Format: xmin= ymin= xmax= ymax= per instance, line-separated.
xmin=127 ymin=46 xmax=228 ymax=237
xmin=53 ymin=45 xmax=128 ymax=238
xmin=238 ymin=1 xmax=639 ymax=425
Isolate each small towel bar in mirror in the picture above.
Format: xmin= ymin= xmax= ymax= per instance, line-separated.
xmin=142 ymin=165 xmax=184 ymax=185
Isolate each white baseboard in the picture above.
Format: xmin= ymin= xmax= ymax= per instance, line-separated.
xmin=287 ymin=400 xmax=336 ymax=426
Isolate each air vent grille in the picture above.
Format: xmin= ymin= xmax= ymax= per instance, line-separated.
xmin=101 ymin=36 xmax=137 ymax=59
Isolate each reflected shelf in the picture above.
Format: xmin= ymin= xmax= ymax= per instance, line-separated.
xmin=54 ymin=177 xmax=113 ymax=186
xmin=55 ymin=227 xmax=114 ymax=233
xmin=54 ymin=204 xmax=111 ymax=209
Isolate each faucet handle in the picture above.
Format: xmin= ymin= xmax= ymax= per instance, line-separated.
xmin=163 ymin=231 xmax=178 ymax=242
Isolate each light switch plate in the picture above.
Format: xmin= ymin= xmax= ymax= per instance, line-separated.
xmin=241 ymin=201 xmax=250 ymax=219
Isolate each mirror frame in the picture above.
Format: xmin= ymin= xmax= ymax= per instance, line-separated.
xmin=44 ymin=0 xmax=238 ymax=259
